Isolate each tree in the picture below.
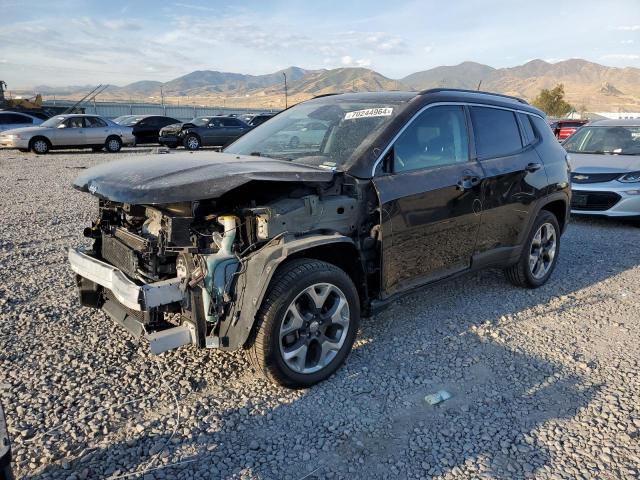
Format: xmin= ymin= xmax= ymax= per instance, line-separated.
xmin=531 ymin=84 xmax=573 ymax=117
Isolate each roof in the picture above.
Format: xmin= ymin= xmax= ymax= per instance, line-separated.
xmin=53 ymin=113 xmax=103 ymax=118
xmin=587 ymin=119 xmax=640 ymax=127
xmin=308 ymin=90 xmax=543 ymax=116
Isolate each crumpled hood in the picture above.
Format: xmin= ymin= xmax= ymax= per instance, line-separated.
xmin=73 ymin=151 xmax=335 ymax=204
xmin=568 ymin=152 xmax=640 ymax=173
xmin=160 ymin=123 xmax=186 ymax=134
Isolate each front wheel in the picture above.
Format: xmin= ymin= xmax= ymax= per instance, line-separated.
xmin=183 ymin=134 xmax=201 ymax=150
xmin=504 ymin=210 xmax=560 ymax=288
xmin=246 ymin=259 xmax=360 ymax=388
xmin=30 ymin=137 xmax=50 ymax=154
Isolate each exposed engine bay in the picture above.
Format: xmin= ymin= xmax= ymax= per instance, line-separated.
xmin=73 ymin=178 xmax=377 ymax=353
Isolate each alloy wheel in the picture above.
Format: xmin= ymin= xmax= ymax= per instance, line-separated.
xmin=186 ymin=136 xmax=200 ymax=149
xmin=107 ymin=138 xmax=120 ymax=152
xmin=33 ymin=140 xmax=48 ymax=153
xmin=529 ymin=222 xmax=557 ymax=279
xmin=279 ymin=283 xmax=350 ymax=374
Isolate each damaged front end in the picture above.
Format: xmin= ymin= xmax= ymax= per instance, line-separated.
xmin=69 ymin=172 xmax=368 ymax=355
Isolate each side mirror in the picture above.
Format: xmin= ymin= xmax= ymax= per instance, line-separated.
xmin=57 ymin=124 xmax=66 ymax=129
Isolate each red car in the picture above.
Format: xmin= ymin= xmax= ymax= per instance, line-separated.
xmin=550 ymin=119 xmax=588 ymax=141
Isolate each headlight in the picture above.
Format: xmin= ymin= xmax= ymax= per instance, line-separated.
xmin=618 ymin=171 xmax=640 ymax=183
xmin=6 ymin=134 xmax=21 ymax=139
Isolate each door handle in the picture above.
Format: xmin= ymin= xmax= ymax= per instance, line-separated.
xmin=525 ymin=162 xmax=542 ymax=173
xmin=456 ymin=175 xmax=481 ymax=191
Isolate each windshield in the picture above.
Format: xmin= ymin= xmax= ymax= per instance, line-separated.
xmin=116 ymin=116 xmax=146 ymax=126
xmin=564 ymin=126 xmax=640 ymax=155
xmin=189 ymin=117 xmax=212 ymax=126
xmin=40 ymin=116 xmax=66 ymax=128
xmin=224 ymin=100 xmax=404 ymax=169
xmin=113 ymin=115 xmax=133 ymax=124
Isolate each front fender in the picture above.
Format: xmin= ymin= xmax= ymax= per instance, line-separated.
xmin=216 ymin=233 xmax=356 ymax=350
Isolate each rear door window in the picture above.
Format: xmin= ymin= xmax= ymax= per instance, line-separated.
xmin=470 ymin=106 xmax=523 ymax=159
xmin=85 ymin=117 xmax=107 ymax=128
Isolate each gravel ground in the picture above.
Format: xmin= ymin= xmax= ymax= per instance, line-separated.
xmin=1 ymin=148 xmax=639 ymax=480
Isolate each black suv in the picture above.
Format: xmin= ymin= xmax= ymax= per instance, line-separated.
xmin=114 ymin=115 xmax=181 ymax=145
xmin=158 ymin=116 xmax=252 ymax=150
xmin=69 ymin=90 xmax=570 ymax=388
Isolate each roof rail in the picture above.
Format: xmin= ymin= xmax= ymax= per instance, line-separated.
xmin=419 ymin=88 xmax=529 ymax=105
xmin=312 ymin=92 xmax=342 ymax=99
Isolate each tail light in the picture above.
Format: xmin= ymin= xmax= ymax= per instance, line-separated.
xmin=559 ymin=127 xmax=576 ymax=140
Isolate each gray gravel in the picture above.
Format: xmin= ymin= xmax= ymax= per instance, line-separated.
xmin=1 ymin=148 xmax=639 ymax=480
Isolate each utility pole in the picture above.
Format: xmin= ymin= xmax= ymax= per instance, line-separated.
xmin=283 ymin=72 xmax=288 ymax=109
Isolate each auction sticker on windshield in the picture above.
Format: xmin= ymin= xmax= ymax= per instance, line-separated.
xmin=345 ymin=107 xmax=393 ymax=120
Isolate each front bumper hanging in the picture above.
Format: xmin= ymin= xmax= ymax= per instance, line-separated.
xmin=68 ymin=247 xmax=184 ymax=311
xmin=68 ymin=247 xmax=196 ymax=354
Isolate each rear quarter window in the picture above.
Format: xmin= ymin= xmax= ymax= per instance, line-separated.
xmin=518 ymin=113 xmax=537 ymax=145
xmin=529 ymin=116 xmax=557 ymax=143
xmin=470 ymin=106 xmax=523 ymax=159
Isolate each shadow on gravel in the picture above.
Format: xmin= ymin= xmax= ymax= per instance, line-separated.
xmin=27 ymin=218 xmax=639 ymax=479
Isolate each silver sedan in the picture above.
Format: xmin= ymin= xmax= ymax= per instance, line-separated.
xmin=0 ymin=114 xmax=135 ymax=154
xmin=565 ymin=119 xmax=640 ymax=218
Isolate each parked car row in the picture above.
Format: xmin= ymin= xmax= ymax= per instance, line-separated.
xmin=0 ymin=111 xmax=276 ymax=153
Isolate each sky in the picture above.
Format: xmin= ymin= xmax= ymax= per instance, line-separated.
xmin=1 ymin=0 xmax=639 ymax=89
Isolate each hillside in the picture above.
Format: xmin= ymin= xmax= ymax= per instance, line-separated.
xmin=26 ymin=59 xmax=640 ymax=111
xmin=402 ymin=61 xmax=496 ymax=90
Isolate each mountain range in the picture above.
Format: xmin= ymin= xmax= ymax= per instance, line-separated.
xmin=32 ymin=59 xmax=640 ymax=111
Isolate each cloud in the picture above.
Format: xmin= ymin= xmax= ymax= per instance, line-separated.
xmin=340 ymin=56 xmax=372 ymax=67
xmin=337 ymin=31 xmax=408 ymax=55
xmin=616 ymin=25 xmax=640 ymax=31
xmin=423 ymin=45 xmax=434 ymax=54
xmin=620 ymin=39 xmax=635 ymax=44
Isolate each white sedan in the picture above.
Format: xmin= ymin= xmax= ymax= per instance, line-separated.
xmin=0 ymin=114 xmax=135 ymax=154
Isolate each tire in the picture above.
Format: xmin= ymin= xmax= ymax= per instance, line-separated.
xmin=30 ymin=137 xmax=50 ymax=154
xmin=288 ymin=136 xmax=300 ymax=148
xmin=504 ymin=210 xmax=560 ymax=288
xmin=246 ymin=259 xmax=360 ymax=388
xmin=167 ymin=144 xmax=178 ymax=149
xmin=183 ymin=134 xmax=201 ymax=150
xmin=105 ymin=136 xmax=122 ymax=153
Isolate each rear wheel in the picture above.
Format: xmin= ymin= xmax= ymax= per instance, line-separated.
xmin=183 ymin=134 xmax=201 ymax=150
xmin=30 ymin=137 xmax=50 ymax=154
xmin=105 ymin=136 xmax=122 ymax=153
xmin=504 ymin=210 xmax=560 ymax=288
xmin=246 ymin=259 xmax=360 ymax=388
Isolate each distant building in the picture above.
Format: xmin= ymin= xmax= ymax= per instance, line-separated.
xmin=592 ymin=112 xmax=640 ymax=120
